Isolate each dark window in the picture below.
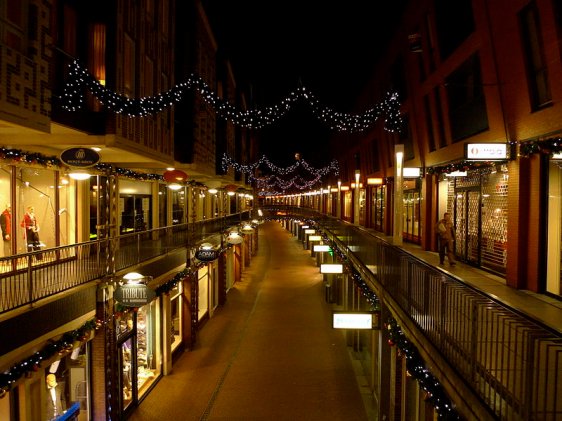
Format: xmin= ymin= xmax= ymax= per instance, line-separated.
xmin=434 ymin=87 xmax=447 ymax=148
xmin=434 ymin=0 xmax=475 ymax=59
xmin=520 ymin=2 xmax=552 ymax=110
xmin=423 ymin=95 xmax=436 ymax=152
xmin=391 ymin=56 xmax=408 ymax=100
xmin=399 ymin=115 xmax=415 ymax=161
xmin=445 ymin=53 xmax=489 ymax=142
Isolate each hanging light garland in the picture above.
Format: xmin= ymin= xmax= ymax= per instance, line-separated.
xmin=222 ymin=153 xmax=339 ymax=177
xmin=385 ymin=317 xmax=460 ymax=419
xmin=517 ymin=137 xmax=562 ymax=157
xmin=0 ymin=318 xmax=102 ymax=397
xmin=62 ymin=61 xmax=402 ymax=133
xmin=425 ymin=160 xmax=506 ymax=176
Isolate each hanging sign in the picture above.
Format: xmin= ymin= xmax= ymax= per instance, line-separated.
xmin=465 ymin=143 xmax=508 ymax=160
xmin=332 ymin=311 xmax=381 ymax=330
xmin=60 ymin=148 xmax=100 ymax=168
xmin=195 ymin=248 xmax=219 ymax=262
xmin=114 ymin=284 xmax=156 ymax=307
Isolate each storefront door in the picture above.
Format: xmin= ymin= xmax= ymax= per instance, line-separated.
xmin=454 ymin=188 xmax=481 ymax=266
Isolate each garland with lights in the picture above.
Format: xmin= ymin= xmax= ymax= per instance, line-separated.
xmin=224 ymin=154 xmax=339 ymax=192
xmin=63 ymin=61 xmax=402 ymax=133
xmin=518 ymin=137 xmax=562 ymax=157
xmin=0 ymin=146 xmax=213 ymax=186
xmin=385 ymin=317 xmax=460 ymax=419
xmin=0 ymin=318 xmax=102 ymax=397
xmin=425 ymin=160 xmax=506 ymax=176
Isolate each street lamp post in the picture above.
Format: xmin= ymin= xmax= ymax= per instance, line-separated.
xmin=394 ymin=144 xmax=404 ymax=245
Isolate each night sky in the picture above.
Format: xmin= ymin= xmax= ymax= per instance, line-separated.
xmin=202 ymin=1 xmax=407 ymax=167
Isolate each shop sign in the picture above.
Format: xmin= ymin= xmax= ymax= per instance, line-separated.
xmin=321 ymin=264 xmax=343 ymax=274
xmin=114 ymin=284 xmax=156 ymax=307
xmin=465 ymin=143 xmax=508 ymax=160
xmin=60 ymin=148 xmax=100 ymax=167
xmin=332 ymin=311 xmax=381 ymax=330
xmin=195 ymin=248 xmax=219 ymax=262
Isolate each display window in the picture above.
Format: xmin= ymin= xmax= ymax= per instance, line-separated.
xmin=136 ymin=301 xmax=160 ymax=398
xmin=198 ymin=266 xmax=209 ymax=320
xmin=170 ymin=283 xmax=183 ymax=352
xmin=44 ymin=343 xmax=91 ymax=421
xmin=116 ymin=299 xmax=161 ymax=413
xmin=118 ymin=179 xmax=152 ymax=234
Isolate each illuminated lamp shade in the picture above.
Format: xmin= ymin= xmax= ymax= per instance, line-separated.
xmin=224 ymin=184 xmax=238 ymax=192
xmin=241 ymin=223 xmax=254 ymax=233
xmin=168 ymin=183 xmax=183 ymax=191
xmin=226 ymin=231 xmax=244 ymax=245
xmin=163 ymin=169 xmax=188 ymax=183
xmin=208 ymin=188 xmax=218 ymax=194
xmin=200 ymin=242 xmax=214 ymax=250
xmin=68 ymin=170 xmax=92 ymax=180
xmin=123 ymin=272 xmax=145 ymax=284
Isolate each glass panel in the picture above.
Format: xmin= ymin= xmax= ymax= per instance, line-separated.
xmin=0 ymin=166 xmax=12 ymax=257
xmin=170 ymin=283 xmax=182 ymax=352
xmin=198 ymin=266 xmax=209 ymax=320
xmin=121 ymin=338 xmax=134 ymax=409
xmin=17 ymin=168 xmax=56 ymax=254
xmin=137 ymin=301 xmax=160 ymax=398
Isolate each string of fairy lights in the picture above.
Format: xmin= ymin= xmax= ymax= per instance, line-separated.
xmin=222 ymin=153 xmax=339 ymax=192
xmin=62 ymin=61 xmax=403 ymax=133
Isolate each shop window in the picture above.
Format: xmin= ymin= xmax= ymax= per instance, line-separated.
xmin=16 ymin=167 xmax=75 ymax=254
xmin=44 ymin=343 xmax=91 ymax=420
xmin=89 ymin=176 xmax=108 ymax=240
xmin=170 ymin=283 xmax=183 ymax=352
xmin=158 ymin=184 xmax=167 ymax=227
xmin=171 ymin=188 xmax=185 ymax=225
xmin=198 ymin=266 xmax=209 ymax=320
xmin=136 ymin=302 xmax=160 ymax=398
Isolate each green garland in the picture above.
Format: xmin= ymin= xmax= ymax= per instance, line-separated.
xmin=385 ymin=317 xmax=460 ymax=419
xmin=518 ymin=137 xmax=562 ymax=157
xmin=0 ymin=318 xmax=102 ymax=396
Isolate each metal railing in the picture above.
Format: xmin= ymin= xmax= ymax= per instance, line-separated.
xmin=265 ymin=205 xmax=562 ymax=420
xmin=0 ymin=211 xmax=250 ymax=315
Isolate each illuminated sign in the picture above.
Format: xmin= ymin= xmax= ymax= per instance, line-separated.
xmin=308 ymin=235 xmax=322 ymax=241
xmin=60 ymin=148 xmax=100 ymax=168
xmin=332 ymin=311 xmax=380 ymax=330
xmin=304 ymin=229 xmax=316 ymax=234
xmin=465 ymin=143 xmax=508 ymax=160
xmin=195 ymin=249 xmax=219 ymax=262
xmin=403 ymin=167 xmax=421 ymax=177
xmin=321 ymin=264 xmax=343 ymax=274
xmin=313 ymin=245 xmax=331 ymax=252
xmin=114 ymin=284 xmax=156 ymax=307
xmin=367 ymin=178 xmax=384 ymax=185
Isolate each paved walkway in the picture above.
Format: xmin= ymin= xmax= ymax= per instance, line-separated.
xmin=129 ymin=221 xmax=369 ymax=421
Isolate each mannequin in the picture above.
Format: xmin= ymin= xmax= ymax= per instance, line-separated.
xmin=45 ymin=373 xmax=65 ymax=420
xmin=21 ymin=205 xmax=42 ymax=259
xmin=0 ymin=204 xmax=11 ymax=256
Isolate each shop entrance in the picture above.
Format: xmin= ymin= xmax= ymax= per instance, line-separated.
xmin=454 ymin=188 xmax=481 ymax=266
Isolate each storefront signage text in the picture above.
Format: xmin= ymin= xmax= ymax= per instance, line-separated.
xmin=465 ymin=143 xmax=508 ymax=160
xmin=60 ymin=147 xmax=100 ymax=167
xmin=332 ymin=311 xmax=381 ymax=330
xmin=195 ymin=248 xmax=219 ymax=262
xmin=114 ymin=284 xmax=156 ymax=307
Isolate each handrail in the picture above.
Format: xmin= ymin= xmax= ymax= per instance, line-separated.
xmin=264 ymin=205 xmax=562 ymax=420
xmin=0 ymin=211 xmax=251 ymax=315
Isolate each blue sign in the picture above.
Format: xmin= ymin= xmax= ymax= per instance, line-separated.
xmin=60 ymin=148 xmax=100 ymax=168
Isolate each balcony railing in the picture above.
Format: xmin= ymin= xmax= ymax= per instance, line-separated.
xmin=264 ymin=205 xmax=562 ymax=420
xmin=0 ymin=212 xmax=250 ymax=315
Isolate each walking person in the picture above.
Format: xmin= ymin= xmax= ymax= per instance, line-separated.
xmin=436 ymin=212 xmax=456 ymax=266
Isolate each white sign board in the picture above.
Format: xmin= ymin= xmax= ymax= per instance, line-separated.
xmin=321 ymin=264 xmax=343 ymax=274
xmin=466 ymin=143 xmax=507 ymax=160
xmin=332 ymin=312 xmax=374 ymax=329
xmin=313 ymin=245 xmax=331 ymax=252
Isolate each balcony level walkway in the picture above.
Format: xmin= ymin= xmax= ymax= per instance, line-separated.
xmin=398 ymin=240 xmax=562 ymax=334
xmin=129 ymin=221 xmax=371 ymax=421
